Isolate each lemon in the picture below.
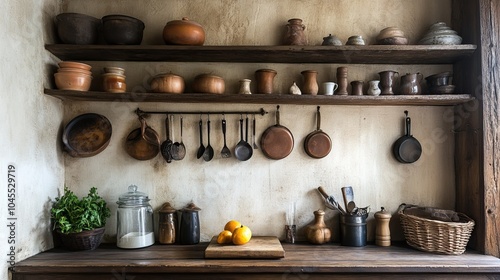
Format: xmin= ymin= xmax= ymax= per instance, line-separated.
xmin=232 ymin=225 xmax=252 ymax=245
xmin=217 ymin=230 xmax=233 ymax=244
xmin=224 ymin=220 xmax=241 ymax=233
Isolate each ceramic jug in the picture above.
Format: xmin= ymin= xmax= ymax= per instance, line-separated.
xmin=399 ymin=73 xmax=423 ymax=95
xmin=378 ymin=70 xmax=399 ymax=95
xmin=283 ymin=18 xmax=307 ymax=45
xmin=255 ymin=69 xmax=277 ymax=94
xmin=350 ymin=80 xmax=364 ymax=95
xmin=301 ymin=70 xmax=319 ymax=95
xmin=367 ymin=80 xmax=381 ymax=96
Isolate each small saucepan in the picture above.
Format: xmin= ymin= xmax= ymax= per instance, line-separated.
xmin=304 ymin=106 xmax=332 ymax=159
xmin=393 ymin=111 xmax=422 ymax=163
xmin=260 ymin=106 xmax=294 ymax=160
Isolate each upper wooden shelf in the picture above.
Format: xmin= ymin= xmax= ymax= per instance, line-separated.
xmin=45 ymin=44 xmax=477 ymax=64
xmin=44 ymin=89 xmax=474 ymax=106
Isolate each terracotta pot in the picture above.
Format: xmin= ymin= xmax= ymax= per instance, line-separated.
xmin=255 ymin=69 xmax=277 ymax=94
xmin=150 ymin=73 xmax=185 ymax=94
xmin=58 ymin=61 xmax=92 ymax=71
xmin=301 ymin=70 xmax=318 ymax=95
xmin=163 ymin=17 xmax=205 ymax=46
xmin=54 ymin=72 xmax=92 ymax=91
xmin=192 ymin=74 xmax=225 ymax=94
xmin=55 ymin=13 xmax=101 ymax=45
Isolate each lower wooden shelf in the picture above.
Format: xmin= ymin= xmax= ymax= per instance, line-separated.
xmin=11 ymin=242 xmax=500 ymax=279
xmin=45 ymin=89 xmax=474 ymax=106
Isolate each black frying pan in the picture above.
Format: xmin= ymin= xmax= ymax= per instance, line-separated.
xmin=393 ymin=112 xmax=422 ymax=163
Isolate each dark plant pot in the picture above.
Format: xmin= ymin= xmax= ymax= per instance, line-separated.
xmin=55 ymin=227 xmax=105 ymax=251
xmin=55 ymin=13 xmax=101 ymax=45
xmin=101 ymin=15 xmax=145 ymax=45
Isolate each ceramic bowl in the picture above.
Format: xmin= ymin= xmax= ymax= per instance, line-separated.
xmin=149 ymin=73 xmax=185 ymax=94
xmin=426 ymin=71 xmax=453 ymax=87
xmin=54 ymin=72 xmax=92 ymax=91
xmin=192 ymin=74 xmax=225 ymax=94
xmin=55 ymin=13 xmax=101 ymax=44
xmin=419 ymin=34 xmax=462 ymax=45
xmin=58 ymin=61 xmax=92 ymax=71
xmin=376 ymin=27 xmax=405 ymax=41
xmin=377 ymin=36 xmax=408 ymax=45
xmin=101 ymin=15 xmax=145 ymax=45
xmin=346 ymin=35 xmax=365 ymax=46
xmin=429 ymin=85 xmax=456 ymax=94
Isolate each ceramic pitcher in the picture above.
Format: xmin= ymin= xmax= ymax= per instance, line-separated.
xmin=378 ymin=70 xmax=399 ymax=95
xmin=399 ymin=73 xmax=423 ymax=95
xmin=366 ymin=80 xmax=381 ymax=96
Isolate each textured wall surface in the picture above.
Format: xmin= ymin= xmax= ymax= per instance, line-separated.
xmin=58 ymin=0 xmax=454 ymax=244
xmin=0 ymin=0 xmax=62 ymax=279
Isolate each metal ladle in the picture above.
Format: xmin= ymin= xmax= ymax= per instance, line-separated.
xmin=202 ymin=115 xmax=214 ymax=161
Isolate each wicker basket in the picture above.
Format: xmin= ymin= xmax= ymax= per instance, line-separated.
xmin=399 ymin=206 xmax=475 ymax=255
xmin=56 ymin=227 xmax=105 ymax=251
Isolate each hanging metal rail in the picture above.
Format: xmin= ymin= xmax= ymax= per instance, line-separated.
xmin=135 ymin=107 xmax=268 ymax=117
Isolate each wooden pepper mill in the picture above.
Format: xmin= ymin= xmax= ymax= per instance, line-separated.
xmin=374 ymin=207 xmax=392 ymax=246
xmin=306 ymin=209 xmax=332 ymax=244
xmin=336 ymin=67 xmax=348 ymax=95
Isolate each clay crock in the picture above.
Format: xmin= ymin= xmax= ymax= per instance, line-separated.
xmin=150 ymin=73 xmax=185 ymax=94
xmin=191 ymin=74 xmax=225 ymax=94
xmin=163 ymin=17 xmax=205 ymax=46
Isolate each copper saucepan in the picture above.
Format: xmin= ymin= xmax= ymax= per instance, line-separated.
xmin=260 ymin=106 xmax=294 ymax=160
xmin=304 ymin=106 xmax=331 ymax=159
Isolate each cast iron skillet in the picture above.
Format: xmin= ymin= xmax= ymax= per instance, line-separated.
xmin=393 ymin=111 xmax=422 ymax=163
xmin=62 ymin=113 xmax=112 ymax=157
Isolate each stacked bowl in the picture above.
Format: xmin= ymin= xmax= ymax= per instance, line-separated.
xmin=425 ymin=71 xmax=455 ymax=94
xmin=376 ymin=27 xmax=408 ymax=45
xmin=54 ymin=61 xmax=92 ymax=91
xmin=419 ymin=22 xmax=462 ymax=45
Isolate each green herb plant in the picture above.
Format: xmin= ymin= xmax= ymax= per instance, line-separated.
xmin=51 ymin=187 xmax=111 ymax=234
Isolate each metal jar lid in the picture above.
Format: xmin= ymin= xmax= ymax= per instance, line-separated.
xmin=117 ymin=185 xmax=150 ymax=206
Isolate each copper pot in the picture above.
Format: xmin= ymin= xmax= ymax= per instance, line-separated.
xmin=150 ymin=73 xmax=185 ymax=94
xmin=192 ymin=74 xmax=225 ymax=94
xmin=163 ymin=17 xmax=205 ymax=46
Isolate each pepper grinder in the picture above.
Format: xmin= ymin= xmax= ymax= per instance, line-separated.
xmin=374 ymin=207 xmax=392 ymax=246
xmin=336 ymin=67 xmax=348 ymax=95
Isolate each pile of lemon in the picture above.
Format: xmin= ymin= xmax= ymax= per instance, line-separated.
xmin=217 ymin=220 xmax=252 ymax=245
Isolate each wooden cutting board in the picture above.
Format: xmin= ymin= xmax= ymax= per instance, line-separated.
xmin=205 ymin=236 xmax=285 ymax=259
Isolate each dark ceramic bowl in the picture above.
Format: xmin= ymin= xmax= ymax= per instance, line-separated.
xmin=56 ymin=13 xmax=101 ymax=44
xmin=426 ymin=71 xmax=453 ymax=87
xmin=101 ymin=15 xmax=145 ymax=45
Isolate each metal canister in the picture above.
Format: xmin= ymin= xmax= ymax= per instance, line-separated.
xmin=179 ymin=203 xmax=201 ymax=245
xmin=158 ymin=202 xmax=177 ymax=244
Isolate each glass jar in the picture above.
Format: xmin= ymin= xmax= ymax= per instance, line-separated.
xmin=116 ymin=185 xmax=154 ymax=249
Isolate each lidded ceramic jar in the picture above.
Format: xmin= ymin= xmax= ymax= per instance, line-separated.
xmin=116 ymin=185 xmax=154 ymax=249
xmin=322 ymin=34 xmax=342 ymax=46
xmin=158 ymin=202 xmax=177 ymax=244
xmin=150 ymin=73 xmax=185 ymax=94
xmin=283 ymin=18 xmax=307 ymax=45
xmin=163 ymin=17 xmax=205 ymax=45
xmin=179 ymin=203 xmax=201 ymax=245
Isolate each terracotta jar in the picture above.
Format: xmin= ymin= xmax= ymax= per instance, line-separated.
xmin=255 ymin=69 xmax=277 ymax=94
xmin=283 ymin=18 xmax=307 ymax=45
xmin=163 ymin=17 xmax=205 ymax=46
xmin=102 ymin=73 xmax=126 ymax=93
xmin=301 ymin=70 xmax=319 ymax=95
xmin=305 ymin=210 xmax=332 ymax=244
xmin=336 ymin=67 xmax=348 ymax=95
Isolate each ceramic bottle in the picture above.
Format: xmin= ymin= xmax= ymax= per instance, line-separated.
xmin=305 ymin=210 xmax=332 ymax=244
xmin=301 ymin=70 xmax=319 ymax=95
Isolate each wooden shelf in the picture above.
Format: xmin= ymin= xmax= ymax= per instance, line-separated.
xmin=45 ymin=44 xmax=477 ymax=64
xmin=45 ymin=89 xmax=474 ymax=106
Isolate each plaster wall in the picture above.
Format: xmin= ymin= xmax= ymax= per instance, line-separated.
xmin=0 ymin=0 xmax=63 ymax=279
xmin=60 ymin=0 xmax=456 ymax=243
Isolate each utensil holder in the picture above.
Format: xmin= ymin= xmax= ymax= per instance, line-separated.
xmin=340 ymin=214 xmax=367 ymax=247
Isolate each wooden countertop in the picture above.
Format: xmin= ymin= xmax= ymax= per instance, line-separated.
xmin=11 ymin=242 xmax=500 ymax=279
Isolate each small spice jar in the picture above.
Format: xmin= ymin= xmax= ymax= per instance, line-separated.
xmin=158 ymin=202 xmax=177 ymax=244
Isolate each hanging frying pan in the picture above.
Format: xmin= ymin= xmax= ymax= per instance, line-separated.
xmin=304 ymin=106 xmax=332 ymax=159
xmin=62 ymin=113 xmax=112 ymax=158
xmin=125 ymin=116 xmax=160 ymax=160
xmin=260 ymin=105 xmax=294 ymax=160
xmin=392 ymin=111 xmax=422 ymax=163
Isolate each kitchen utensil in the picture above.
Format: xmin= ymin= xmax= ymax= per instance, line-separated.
xmin=340 ymin=213 xmax=368 ymax=247
xmin=162 ymin=17 xmax=205 ymax=46
xmin=125 ymin=116 xmax=160 ymax=160
xmin=101 ymin=14 xmax=145 ymax=45
xmin=62 ymin=113 xmax=112 ymax=157
xmin=317 ymin=186 xmax=346 ymax=214
xmin=393 ymin=111 xmax=422 ymax=163
xmin=234 ymin=116 xmax=253 ymax=161
xmin=160 ymin=115 xmax=173 ymax=163
xmin=171 ymin=115 xmax=186 ymax=160
xmin=55 ymin=13 xmax=101 ymax=45
xmin=304 ymin=106 xmax=332 ymax=159
xmin=260 ymin=106 xmax=294 ymax=160
xmin=202 ymin=117 xmax=214 ymax=161
xmin=341 ymin=186 xmax=354 ymax=211
xmin=196 ymin=119 xmax=205 ymax=159
xmin=252 ymin=114 xmax=258 ymax=149
xmin=221 ymin=117 xmax=231 ymax=158
xmin=178 ymin=116 xmax=186 ymax=159
xmin=347 ymin=201 xmax=357 ymax=214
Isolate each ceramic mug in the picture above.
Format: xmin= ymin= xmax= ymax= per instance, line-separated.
xmin=321 ymin=82 xmax=338 ymax=95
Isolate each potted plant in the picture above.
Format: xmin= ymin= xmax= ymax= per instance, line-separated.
xmin=51 ymin=187 xmax=111 ymax=250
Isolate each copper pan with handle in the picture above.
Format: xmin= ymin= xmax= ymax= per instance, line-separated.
xmin=260 ymin=105 xmax=294 ymax=160
xmin=304 ymin=106 xmax=332 ymax=159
